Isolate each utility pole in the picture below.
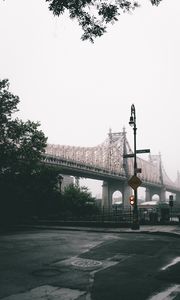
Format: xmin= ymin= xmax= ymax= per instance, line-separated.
xmin=124 ymin=104 xmax=150 ymax=230
xmin=129 ymin=104 xmax=139 ymax=229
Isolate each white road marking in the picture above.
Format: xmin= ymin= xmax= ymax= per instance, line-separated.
xmin=161 ymin=257 xmax=180 ymax=271
xmin=148 ymin=285 xmax=180 ymax=300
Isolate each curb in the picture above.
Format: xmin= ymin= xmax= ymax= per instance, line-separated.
xmin=3 ymin=224 xmax=180 ymax=238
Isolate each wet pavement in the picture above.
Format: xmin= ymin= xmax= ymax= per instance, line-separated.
xmin=1 ymin=225 xmax=180 ymax=300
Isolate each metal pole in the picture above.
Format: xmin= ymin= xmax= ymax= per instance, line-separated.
xmin=131 ymin=105 xmax=139 ymax=230
xmin=59 ymin=181 xmax=62 ymax=195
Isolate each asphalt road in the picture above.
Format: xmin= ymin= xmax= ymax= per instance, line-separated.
xmin=0 ymin=228 xmax=180 ymax=300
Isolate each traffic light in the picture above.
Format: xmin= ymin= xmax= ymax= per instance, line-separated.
xmin=129 ymin=195 xmax=135 ymax=206
xmin=169 ymin=195 xmax=173 ymax=207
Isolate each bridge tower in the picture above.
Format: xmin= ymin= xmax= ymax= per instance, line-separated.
xmin=145 ymin=153 xmax=166 ymax=202
xmin=102 ymin=128 xmax=132 ymax=211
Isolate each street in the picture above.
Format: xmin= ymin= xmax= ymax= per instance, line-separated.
xmin=0 ymin=228 xmax=180 ymax=300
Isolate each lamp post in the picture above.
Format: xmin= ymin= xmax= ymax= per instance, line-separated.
xmin=57 ymin=174 xmax=63 ymax=195
xmin=129 ymin=104 xmax=140 ymax=230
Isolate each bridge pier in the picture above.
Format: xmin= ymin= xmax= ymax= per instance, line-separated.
xmin=145 ymin=186 xmax=166 ymax=202
xmin=123 ymin=183 xmax=132 ymax=209
xmin=102 ymin=180 xmax=132 ymax=211
xmin=160 ymin=187 xmax=166 ymax=202
xmin=102 ymin=181 xmax=112 ymax=212
xmin=175 ymin=192 xmax=180 ymax=204
xmin=145 ymin=188 xmax=151 ymax=202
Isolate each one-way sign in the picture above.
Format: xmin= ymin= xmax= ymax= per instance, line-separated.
xmin=136 ymin=149 xmax=150 ymax=154
xmin=123 ymin=154 xmax=134 ymax=158
xmin=123 ymin=149 xmax=150 ymax=158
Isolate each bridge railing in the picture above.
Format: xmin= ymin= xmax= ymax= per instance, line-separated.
xmin=42 ymin=154 xmax=126 ymax=178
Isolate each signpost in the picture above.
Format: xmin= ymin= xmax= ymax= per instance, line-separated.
xmin=169 ymin=195 xmax=174 ymax=222
xmin=127 ymin=104 xmax=151 ymax=230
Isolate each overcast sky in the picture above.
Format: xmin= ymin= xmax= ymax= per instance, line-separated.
xmin=0 ymin=0 xmax=179 ymax=195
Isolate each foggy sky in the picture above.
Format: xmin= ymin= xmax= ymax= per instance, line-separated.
xmin=0 ymin=0 xmax=179 ymax=195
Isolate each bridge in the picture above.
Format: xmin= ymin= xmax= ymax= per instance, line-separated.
xmin=43 ymin=128 xmax=180 ymax=209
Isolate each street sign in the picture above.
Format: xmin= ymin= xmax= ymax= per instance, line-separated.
xmin=136 ymin=149 xmax=150 ymax=154
xmin=123 ymin=149 xmax=150 ymax=158
xmin=128 ymin=175 xmax=142 ymax=190
xmin=123 ymin=154 xmax=134 ymax=158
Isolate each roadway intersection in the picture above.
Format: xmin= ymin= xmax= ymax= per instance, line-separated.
xmin=0 ymin=227 xmax=180 ymax=300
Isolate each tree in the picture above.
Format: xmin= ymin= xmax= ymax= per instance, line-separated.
xmin=28 ymin=166 xmax=63 ymax=218
xmin=46 ymin=0 xmax=163 ymax=42
xmin=0 ymin=79 xmax=47 ymax=223
xmin=61 ymin=184 xmax=99 ymax=217
xmin=0 ymin=79 xmax=47 ymax=176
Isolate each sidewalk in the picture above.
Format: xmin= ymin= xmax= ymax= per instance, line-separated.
xmin=11 ymin=223 xmax=180 ymax=237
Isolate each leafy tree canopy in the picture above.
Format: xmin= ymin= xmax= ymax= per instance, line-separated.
xmin=0 ymin=79 xmax=47 ymax=176
xmin=46 ymin=0 xmax=163 ymax=42
xmin=61 ymin=184 xmax=99 ymax=216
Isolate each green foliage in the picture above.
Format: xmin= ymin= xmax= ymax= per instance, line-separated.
xmin=22 ymin=166 xmax=62 ymax=218
xmin=0 ymin=79 xmax=47 ymax=175
xmin=0 ymin=79 xmax=100 ymax=223
xmin=0 ymin=165 xmax=62 ymax=222
xmin=60 ymin=184 xmax=99 ymax=217
xmin=0 ymin=79 xmax=48 ymax=223
xmin=46 ymin=0 xmax=163 ymax=42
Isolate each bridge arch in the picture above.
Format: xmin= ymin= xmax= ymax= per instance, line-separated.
xmin=152 ymin=194 xmax=160 ymax=201
xmin=112 ymin=191 xmax=122 ymax=205
xmin=145 ymin=187 xmax=166 ymax=202
xmin=102 ymin=180 xmax=132 ymax=210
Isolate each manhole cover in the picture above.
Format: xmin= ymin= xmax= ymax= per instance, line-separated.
xmin=71 ymin=258 xmax=102 ymax=270
xmin=32 ymin=268 xmax=61 ymax=277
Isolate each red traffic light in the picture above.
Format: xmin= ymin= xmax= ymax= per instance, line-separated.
xmin=169 ymin=195 xmax=173 ymax=207
xmin=129 ymin=195 xmax=135 ymax=206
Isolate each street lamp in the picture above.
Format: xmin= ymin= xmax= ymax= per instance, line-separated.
xmin=57 ymin=174 xmax=63 ymax=194
xmin=129 ymin=104 xmax=140 ymax=230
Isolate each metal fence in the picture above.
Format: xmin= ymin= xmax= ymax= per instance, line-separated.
xmin=55 ymin=206 xmax=180 ymax=225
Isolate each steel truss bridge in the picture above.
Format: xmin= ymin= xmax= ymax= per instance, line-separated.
xmin=43 ymin=129 xmax=180 ymax=208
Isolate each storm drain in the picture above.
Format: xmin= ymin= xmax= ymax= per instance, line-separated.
xmin=71 ymin=258 xmax=102 ymax=271
xmin=52 ymin=256 xmax=118 ymax=272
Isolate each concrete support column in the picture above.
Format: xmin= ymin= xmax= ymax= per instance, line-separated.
xmin=160 ymin=187 xmax=166 ymax=202
xmin=175 ymin=192 xmax=180 ymax=205
xmin=145 ymin=187 xmax=151 ymax=202
xmin=123 ymin=183 xmax=132 ymax=209
xmin=102 ymin=181 xmax=112 ymax=212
